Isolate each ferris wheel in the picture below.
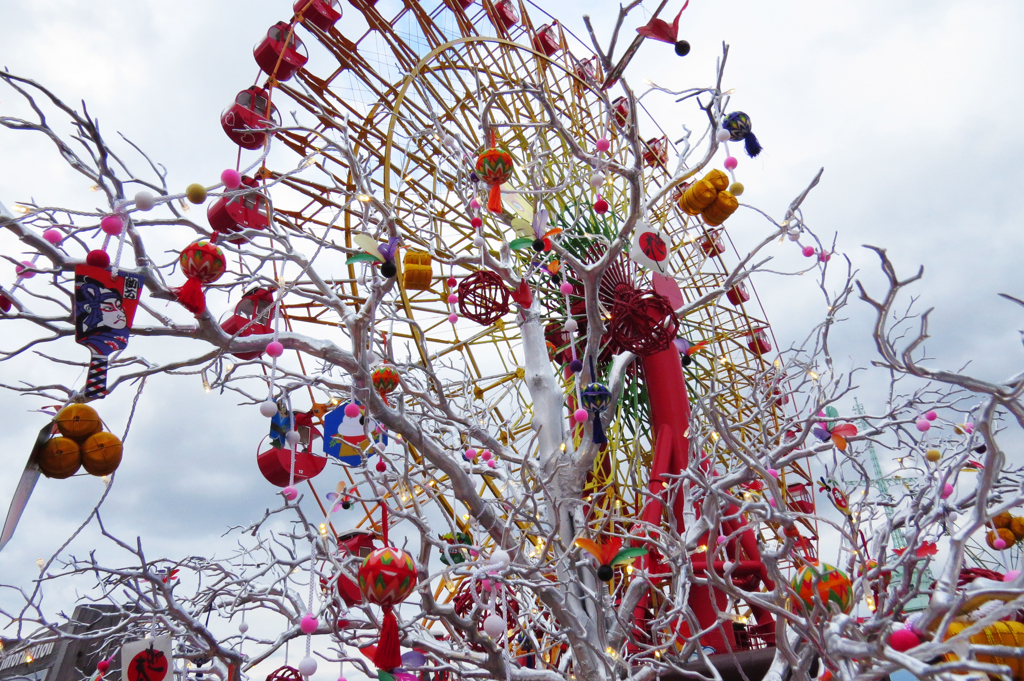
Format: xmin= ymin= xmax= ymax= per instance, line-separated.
xmin=211 ymin=0 xmax=818 ymax=662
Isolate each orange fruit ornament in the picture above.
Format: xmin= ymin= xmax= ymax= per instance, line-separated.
xmin=81 ymin=432 xmax=123 ymax=476
xmin=55 ymin=404 xmax=102 ymax=441
xmin=38 ymin=437 xmax=82 ymax=479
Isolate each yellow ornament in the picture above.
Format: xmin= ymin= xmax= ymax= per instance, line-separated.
xmin=926 ymin=449 xmax=941 ymax=462
xmin=81 ymin=431 xmax=123 ymax=476
xmin=728 ymin=182 xmax=745 ymax=196
xmin=38 ymin=437 xmax=82 ymax=479
xmin=55 ymin=403 xmax=102 ymax=441
xmin=186 ymin=183 xmax=208 ymax=204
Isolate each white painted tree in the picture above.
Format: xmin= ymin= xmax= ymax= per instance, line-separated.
xmin=2 ymin=3 xmax=1024 ymax=681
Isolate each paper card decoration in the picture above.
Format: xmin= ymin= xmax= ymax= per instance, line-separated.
xmin=630 ymin=223 xmax=670 ymax=275
xmin=121 ymin=635 xmax=172 ymax=681
xmin=75 ymin=265 xmax=144 ymax=399
xmin=323 ymin=403 xmax=377 ymax=466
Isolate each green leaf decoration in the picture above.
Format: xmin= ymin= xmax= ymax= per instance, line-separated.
xmin=346 ymin=252 xmax=382 ymax=264
xmin=610 ymin=547 xmax=647 ymax=566
xmin=509 ymin=237 xmax=534 ymax=251
xmin=377 ymin=672 xmax=394 ymax=681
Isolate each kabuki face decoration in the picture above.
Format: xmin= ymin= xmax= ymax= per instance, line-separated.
xmin=75 ymin=265 xmax=143 ymax=356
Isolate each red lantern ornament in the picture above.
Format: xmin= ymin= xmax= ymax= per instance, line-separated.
xmin=221 ymin=286 xmax=277 ymax=359
xmin=175 ymin=241 xmax=226 ymax=315
xmin=475 ymin=147 xmax=513 ymax=214
xmin=358 ymin=547 xmax=418 ymax=671
xmin=457 ymin=271 xmax=510 ymax=326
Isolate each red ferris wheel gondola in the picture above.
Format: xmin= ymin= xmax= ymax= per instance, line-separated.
xmin=221 ymin=286 xmax=277 ymax=360
xmin=220 ymin=87 xmax=278 ymax=150
xmin=208 ymin=176 xmax=270 ymax=243
xmin=293 ymin=0 xmax=342 ymax=32
xmin=254 ymin=22 xmax=309 ymax=82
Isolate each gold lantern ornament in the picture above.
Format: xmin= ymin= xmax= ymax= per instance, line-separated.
xmin=402 ymin=251 xmax=433 ymax=290
xmin=944 ymin=621 xmax=1024 ymax=680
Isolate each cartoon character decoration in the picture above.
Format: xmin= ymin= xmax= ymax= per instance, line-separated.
xmin=175 ymin=240 xmax=226 ymax=315
xmin=475 ymin=146 xmax=514 ymax=214
xmin=358 ymin=546 xmax=418 ymax=670
xmin=439 ymin=531 xmax=474 ymax=565
xmin=345 ymin=233 xmax=400 ymax=278
xmin=575 ymin=537 xmax=647 ymax=582
xmin=817 ymin=477 xmax=850 ymax=516
xmin=790 ymin=562 xmax=853 ymax=616
xmin=322 ymin=401 xmax=378 ymax=466
xmin=635 ymin=1 xmax=691 ymax=56
xmin=630 ymin=222 xmax=671 ymax=275
xmin=75 ymin=265 xmax=144 ymax=399
xmin=812 ymin=407 xmax=858 ymax=451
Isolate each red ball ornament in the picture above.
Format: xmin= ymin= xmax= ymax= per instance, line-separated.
xmin=593 ymin=196 xmax=609 ymax=214
xmin=176 ymin=240 xmax=226 ymax=315
xmin=86 ymin=250 xmax=110 ymax=268
xmin=457 ymin=271 xmax=510 ymax=326
xmin=358 ymin=547 xmax=418 ymax=670
xmin=475 ymin=148 xmax=513 ymax=213
xmin=888 ymin=628 xmax=920 ymax=652
xmin=608 ymin=288 xmax=678 ymax=356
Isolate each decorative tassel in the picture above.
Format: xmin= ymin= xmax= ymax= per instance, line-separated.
xmin=591 ymin=412 xmax=607 ymax=445
xmin=175 ymin=276 xmax=207 ymax=315
xmin=487 ymin=183 xmax=503 ymax=214
xmin=373 ymin=606 xmax=402 ymax=671
xmin=744 ymin=133 xmax=762 ymax=158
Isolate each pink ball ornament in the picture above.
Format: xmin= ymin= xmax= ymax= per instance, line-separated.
xmin=300 ymin=614 xmax=318 ymax=634
xmin=1004 ymin=570 xmax=1021 ymax=582
xmin=221 ymin=168 xmax=242 ymax=190
xmin=375 ymin=459 xmax=387 ymax=473
xmin=925 ymin=410 xmax=938 ymax=421
xmin=42 ymin=228 xmax=63 ymax=244
xmin=464 ymin=448 xmax=477 ymax=461
xmin=595 ymin=137 xmax=611 ymax=153
xmin=964 ymin=422 xmax=975 ymax=434
xmin=889 ymin=628 xmax=920 ymax=652
xmin=97 ymin=661 xmax=110 ymax=674
xmin=469 ymin=198 xmax=481 ymax=210
xmin=86 ymin=250 xmax=110 ymax=268
xmin=724 ymin=156 xmax=738 ymax=171
xmin=480 ymin=450 xmax=492 ymax=461
xmin=560 ymin=281 xmax=573 ymax=294
xmin=15 ymin=261 xmax=35 ymax=278
xmin=266 ymin=341 xmax=284 ymax=357
xmin=995 ymin=538 xmax=1008 ymax=550
xmin=448 ymin=293 xmax=459 ymax=304
xmin=768 ymin=497 xmax=777 ymax=507
xmin=767 ymin=468 xmax=780 ymax=479
xmin=915 ymin=419 xmax=930 ymax=432
xmin=471 ymin=217 xmax=483 ymax=229
xmin=344 ymin=402 xmax=360 ymax=418
xmin=448 ymin=313 xmax=459 ymax=324
xmin=941 ymin=483 xmax=954 ymax=499
xmin=716 ymin=536 xmax=728 ymax=545
xmin=818 ymin=252 xmax=832 ymax=263
xmin=801 ymin=246 xmax=815 ymax=258
xmin=282 ymin=486 xmax=298 ymax=501
xmin=101 ymin=215 xmax=124 ymax=236
xmin=574 ymin=408 xmax=589 ymax=423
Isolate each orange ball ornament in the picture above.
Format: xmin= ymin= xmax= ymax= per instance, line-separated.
xmin=55 ymin=403 xmax=102 ymax=441
xmin=81 ymin=431 xmax=123 ymax=476
xmin=38 ymin=437 xmax=82 ymax=479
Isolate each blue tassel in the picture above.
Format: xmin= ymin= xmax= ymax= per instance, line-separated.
xmin=591 ymin=411 xmax=607 ymax=445
xmin=744 ymin=133 xmax=762 ymax=158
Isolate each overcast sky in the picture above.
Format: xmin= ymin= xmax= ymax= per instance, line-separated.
xmin=2 ymin=0 xmax=1023 ymax=669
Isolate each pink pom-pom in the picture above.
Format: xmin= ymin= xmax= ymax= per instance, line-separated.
xmin=447 ymin=277 xmax=457 ymax=287
xmin=470 ymin=198 xmax=481 ymax=210
xmin=300 ymin=614 xmax=318 ymax=634
xmin=767 ymin=468 xmax=780 ymax=479
xmin=801 ymin=246 xmax=815 ymax=257
xmin=925 ymin=410 xmax=938 ymax=421
xmin=995 ymin=538 xmax=1007 ymax=550
xmin=15 ymin=261 xmax=34 ymax=278
xmin=724 ymin=156 xmax=738 ymax=171
xmin=716 ymin=536 xmax=728 ymax=545
xmin=574 ymin=408 xmax=589 ymax=423
xmin=375 ymin=459 xmax=387 ymax=473
xmin=282 ymin=486 xmax=298 ymax=501
xmin=595 ymin=137 xmax=611 ymax=153
xmin=593 ymin=197 xmax=609 ymax=214
xmin=818 ymin=252 xmax=832 ymax=262
xmin=768 ymin=497 xmax=777 ymax=507
xmin=471 ymin=217 xmax=483 ymax=229
xmin=916 ymin=419 xmax=930 ymax=432
xmin=559 ymin=282 xmax=573 ymax=294
xmin=42 ymin=228 xmax=63 ymax=244
xmin=889 ymin=628 xmax=920 ymax=652
xmin=97 ymin=661 xmax=110 ymax=674
xmin=941 ymin=483 xmax=954 ymax=499
xmin=86 ymin=250 xmax=110 ymax=268
xmin=448 ymin=313 xmax=458 ymax=324
xmin=487 ymin=459 xmax=496 ymax=468
xmin=343 ymin=402 xmax=360 ymax=418
xmin=221 ymin=168 xmax=242 ymax=190
xmin=464 ymin=448 xmax=477 ymax=461
xmin=964 ymin=422 xmax=975 ymax=434
xmin=101 ymin=215 xmax=124 ymax=236
xmin=448 ymin=293 xmax=458 ymax=304
xmin=266 ymin=341 xmax=285 ymax=358
xmin=1004 ymin=570 xmax=1021 ymax=582
xmin=480 ymin=450 xmax=492 ymax=461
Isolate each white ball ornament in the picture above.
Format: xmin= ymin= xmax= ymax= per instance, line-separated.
xmin=134 ymin=191 xmax=156 ymax=211
xmin=489 ymin=549 xmax=511 ymax=567
xmin=259 ymin=401 xmax=278 ymax=418
xmin=442 ymin=134 xmax=458 ymax=149
xmin=238 ymin=622 xmax=249 ymax=634
xmin=716 ymin=129 xmax=731 ymax=142
xmin=298 ymin=656 xmax=318 ymax=677
xmin=589 ymin=172 xmax=605 ymax=189
xmin=563 ymin=318 xmax=578 ymax=333
xmin=483 ymin=614 xmax=506 ymax=639
xmin=285 ymin=430 xmax=301 ymax=446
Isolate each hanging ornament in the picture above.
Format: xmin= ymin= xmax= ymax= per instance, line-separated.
xmin=266 ymin=667 xmax=303 ymax=681
xmin=673 ymin=338 xmax=708 ymax=366
xmin=475 ymin=147 xmax=514 ymax=214
xmin=608 ymin=289 xmax=678 ymax=356
xmin=790 ymin=563 xmax=853 ymax=616
xmin=629 ymin=223 xmax=670 ymax=275
xmin=346 ymin=233 xmax=400 ymax=278
xmin=372 ymin=365 xmax=400 ymax=400
xmin=323 ymin=401 xmax=379 ymax=466
xmin=580 ymin=359 xmax=612 ymax=445
xmin=635 ymin=1 xmax=690 ymax=56
xmin=75 ymin=265 xmax=144 ymax=399
xmin=723 ymin=112 xmax=763 ymax=158
xmin=439 ymin=531 xmax=474 ymax=565
xmin=575 ymin=537 xmax=647 ymax=582
xmin=812 ymin=408 xmax=859 ymax=451
xmin=358 ymin=546 xmax=418 ymax=671
xmin=677 ymin=169 xmax=728 ymax=215
xmin=175 ymin=240 xmax=226 ymax=315
xmin=457 ymin=271 xmax=510 ymax=326
xmin=509 ymin=208 xmax=562 ymax=253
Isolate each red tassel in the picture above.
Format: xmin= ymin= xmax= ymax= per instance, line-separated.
xmin=175 ymin=276 xmax=207 ymax=315
xmin=487 ymin=183 xmax=503 ymax=214
xmin=373 ymin=606 xmax=402 ymax=671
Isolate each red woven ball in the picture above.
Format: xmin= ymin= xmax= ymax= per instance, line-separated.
xmin=608 ymin=288 xmax=678 ymax=356
xmin=457 ymin=271 xmax=510 ymax=326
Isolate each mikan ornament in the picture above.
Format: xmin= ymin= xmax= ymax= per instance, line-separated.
xmin=55 ymin=403 xmax=102 ymax=440
xmin=371 ymin=365 xmax=400 ymax=398
xmin=81 ymin=431 xmax=123 ymax=476
xmin=790 ymin=562 xmax=852 ymax=615
xmin=988 ymin=528 xmax=1015 ymax=550
xmin=38 ymin=437 xmax=83 ymax=479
